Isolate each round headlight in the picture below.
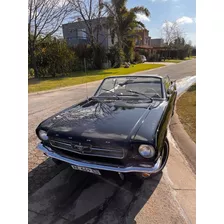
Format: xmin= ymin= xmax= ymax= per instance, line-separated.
xmin=38 ymin=130 xmax=49 ymax=141
xmin=138 ymin=145 xmax=155 ymax=158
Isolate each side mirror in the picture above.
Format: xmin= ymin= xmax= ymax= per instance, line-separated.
xmin=167 ymin=88 xmax=172 ymax=95
xmin=171 ymin=80 xmax=176 ymax=86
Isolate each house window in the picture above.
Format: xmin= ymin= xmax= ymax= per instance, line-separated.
xmin=78 ymin=29 xmax=87 ymax=39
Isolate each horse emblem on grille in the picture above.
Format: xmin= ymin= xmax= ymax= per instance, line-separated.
xmin=73 ymin=142 xmax=91 ymax=153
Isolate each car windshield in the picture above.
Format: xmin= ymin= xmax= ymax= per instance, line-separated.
xmin=95 ymin=76 xmax=163 ymax=99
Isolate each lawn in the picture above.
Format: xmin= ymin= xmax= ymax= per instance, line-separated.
xmin=165 ymin=57 xmax=195 ymax=63
xmin=165 ymin=59 xmax=183 ymax=63
xmin=176 ymin=84 xmax=196 ymax=142
xmin=28 ymin=63 xmax=165 ymax=93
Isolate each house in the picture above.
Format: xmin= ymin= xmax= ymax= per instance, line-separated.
xmin=62 ymin=18 xmax=166 ymax=59
xmin=62 ymin=17 xmax=114 ymax=50
xmin=151 ymin=38 xmax=164 ymax=47
xmin=135 ymin=28 xmax=165 ymax=55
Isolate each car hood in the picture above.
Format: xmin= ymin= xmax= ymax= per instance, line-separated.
xmin=38 ymin=99 xmax=163 ymax=147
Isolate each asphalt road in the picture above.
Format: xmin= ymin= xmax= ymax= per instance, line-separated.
xmin=29 ymin=132 xmax=196 ymax=224
xmin=28 ymin=59 xmax=196 ymax=223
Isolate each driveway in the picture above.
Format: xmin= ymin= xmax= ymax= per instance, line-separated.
xmin=29 ymin=131 xmax=196 ymax=224
xmin=28 ymin=60 xmax=196 ymax=223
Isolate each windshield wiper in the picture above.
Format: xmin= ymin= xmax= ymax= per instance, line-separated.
xmin=99 ymin=88 xmax=121 ymax=99
xmin=126 ymin=89 xmax=153 ymax=101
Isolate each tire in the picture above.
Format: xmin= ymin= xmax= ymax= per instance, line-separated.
xmin=52 ymin=158 xmax=64 ymax=166
xmin=136 ymin=138 xmax=170 ymax=179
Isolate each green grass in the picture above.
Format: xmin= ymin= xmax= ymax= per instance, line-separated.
xmin=28 ymin=63 xmax=165 ymax=93
xmin=164 ymin=57 xmax=195 ymax=63
xmin=176 ymin=84 xmax=196 ymax=142
xmin=165 ymin=59 xmax=182 ymax=63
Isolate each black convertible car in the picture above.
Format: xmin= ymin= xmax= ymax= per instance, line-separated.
xmin=36 ymin=75 xmax=177 ymax=178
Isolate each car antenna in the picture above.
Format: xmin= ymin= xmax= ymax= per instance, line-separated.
xmin=84 ymin=58 xmax=89 ymax=100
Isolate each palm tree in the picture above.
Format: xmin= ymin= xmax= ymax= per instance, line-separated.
xmin=104 ymin=0 xmax=150 ymax=62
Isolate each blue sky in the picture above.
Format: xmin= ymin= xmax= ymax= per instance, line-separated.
xmin=127 ymin=0 xmax=196 ymax=45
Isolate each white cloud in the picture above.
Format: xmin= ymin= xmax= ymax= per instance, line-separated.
xmin=176 ymin=16 xmax=194 ymax=24
xmin=162 ymin=16 xmax=195 ymax=28
xmin=136 ymin=13 xmax=150 ymax=22
xmin=162 ymin=21 xmax=173 ymax=28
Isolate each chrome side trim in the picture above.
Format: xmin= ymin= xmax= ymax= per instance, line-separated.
xmin=37 ymin=143 xmax=162 ymax=173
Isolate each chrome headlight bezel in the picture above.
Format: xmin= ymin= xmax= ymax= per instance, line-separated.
xmin=38 ymin=130 xmax=49 ymax=141
xmin=138 ymin=144 xmax=155 ymax=158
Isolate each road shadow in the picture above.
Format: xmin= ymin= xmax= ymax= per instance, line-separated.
xmin=29 ymin=163 xmax=162 ymax=224
xmin=28 ymin=158 xmax=69 ymax=195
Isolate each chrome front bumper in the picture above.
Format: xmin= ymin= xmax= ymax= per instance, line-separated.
xmin=37 ymin=143 xmax=162 ymax=173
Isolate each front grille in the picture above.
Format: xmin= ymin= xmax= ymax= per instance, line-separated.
xmin=49 ymin=139 xmax=125 ymax=159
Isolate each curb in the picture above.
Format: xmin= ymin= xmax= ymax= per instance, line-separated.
xmin=170 ymin=110 xmax=196 ymax=174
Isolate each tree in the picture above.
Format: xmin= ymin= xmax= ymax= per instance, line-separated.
xmin=161 ymin=20 xmax=184 ymax=58
xmin=161 ymin=21 xmax=183 ymax=45
xmin=192 ymin=46 xmax=196 ymax=56
xmin=103 ymin=0 xmax=150 ymax=64
xmin=68 ymin=0 xmax=108 ymax=69
xmin=28 ymin=0 xmax=72 ymax=78
xmin=167 ymin=37 xmax=192 ymax=59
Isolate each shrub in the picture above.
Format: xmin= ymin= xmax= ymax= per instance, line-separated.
xmin=147 ymin=54 xmax=162 ymax=62
xmin=72 ymin=44 xmax=93 ymax=71
xmin=93 ymin=45 xmax=107 ymax=69
xmin=138 ymin=49 xmax=148 ymax=58
xmin=28 ymin=68 xmax=35 ymax=78
xmin=108 ymin=44 xmax=125 ymax=68
xmin=134 ymin=52 xmax=142 ymax=63
xmin=72 ymin=44 xmax=93 ymax=61
xmin=72 ymin=44 xmax=107 ymax=70
xmin=35 ymin=37 xmax=76 ymax=77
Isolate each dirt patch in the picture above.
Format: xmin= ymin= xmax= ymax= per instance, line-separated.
xmin=176 ymin=84 xmax=196 ymax=142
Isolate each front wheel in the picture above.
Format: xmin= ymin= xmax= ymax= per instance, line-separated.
xmin=137 ymin=138 xmax=170 ymax=179
xmin=52 ymin=158 xmax=64 ymax=166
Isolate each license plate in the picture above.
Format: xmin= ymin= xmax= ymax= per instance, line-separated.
xmin=71 ymin=165 xmax=101 ymax=175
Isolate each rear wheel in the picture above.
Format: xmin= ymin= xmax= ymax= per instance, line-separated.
xmin=137 ymin=138 xmax=170 ymax=179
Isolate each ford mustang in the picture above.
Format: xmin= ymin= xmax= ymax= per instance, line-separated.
xmin=36 ymin=75 xmax=177 ymax=178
